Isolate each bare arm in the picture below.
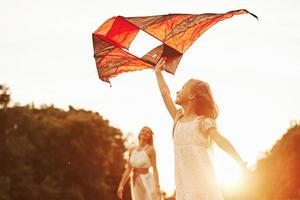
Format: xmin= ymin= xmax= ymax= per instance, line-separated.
xmin=208 ymin=128 xmax=247 ymax=169
xmin=148 ymin=146 xmax=161 ymax=194
xmin=154 ymin=58 xmax=177 ymax=119
xmin=117 ymin=151 xmax=132 ymax=199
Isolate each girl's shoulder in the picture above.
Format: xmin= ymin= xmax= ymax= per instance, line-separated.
xmin=197 ymin=117 xmax=217 ymax=133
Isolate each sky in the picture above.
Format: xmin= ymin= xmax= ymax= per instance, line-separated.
xmin=1 ymin=0 xmax=300 ymax=195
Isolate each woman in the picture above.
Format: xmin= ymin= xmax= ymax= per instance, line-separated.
xmin=154 ymin=58 xmax=248 ymax=200
xmin=117 ymin=126 xmax=161 ymax=200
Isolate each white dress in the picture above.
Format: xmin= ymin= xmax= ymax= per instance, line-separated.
xmin=129 ymin=148 xmax=160 ymax=200
xmin=173 ymin=117 xmax=224 ymax=200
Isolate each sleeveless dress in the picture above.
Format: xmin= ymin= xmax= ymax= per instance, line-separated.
xmin=173 ymin=117 xmax=224 ymax=200
xmin=129 ymin=148 xmax=160 ymax=200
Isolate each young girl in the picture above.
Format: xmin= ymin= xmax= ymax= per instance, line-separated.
xmin=154 ymin=58 xmax=247 ymax=200
xmin=117 ymin=126 xmax=162 ymax=200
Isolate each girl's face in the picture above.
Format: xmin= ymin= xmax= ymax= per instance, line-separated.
xmin=175 ymin=81 xmax=194 ymax=105
xmin=139 ymin=127 xmax=152 ymax=142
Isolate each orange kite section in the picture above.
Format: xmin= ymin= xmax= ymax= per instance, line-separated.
xmin=93 ymin=9 xmax=257 ymax=83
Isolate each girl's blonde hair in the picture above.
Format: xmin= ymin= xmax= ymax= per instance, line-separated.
xmin=189 ymin=79 xmax=218 ymax=150
xmin=189 ymin=79 xmax=219 ymax=119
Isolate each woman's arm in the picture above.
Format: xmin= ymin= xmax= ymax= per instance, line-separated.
xmin=154 ymin=58 xmax=177 ymax=120
xmin=117 ymin=151 xmax=132 ymax=199
xmin=148 ymin=146 xmax=161 ymax=195
xmin=208 ymin=128 xmax=247 ymax=169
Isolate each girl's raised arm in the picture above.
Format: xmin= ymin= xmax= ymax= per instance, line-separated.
xmin=154 ymin=58 xmax=177 ymax=120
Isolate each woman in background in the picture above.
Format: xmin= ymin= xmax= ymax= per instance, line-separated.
xmin=117 ymin=126 xmax=162 ymax=200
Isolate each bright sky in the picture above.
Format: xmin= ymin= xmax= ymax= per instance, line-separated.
xmin=1 ymin=0 xmax=300 ymax=195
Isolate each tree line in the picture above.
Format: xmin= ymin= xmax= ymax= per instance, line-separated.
xmin=1 ymin=84 xmax=299 ymax=200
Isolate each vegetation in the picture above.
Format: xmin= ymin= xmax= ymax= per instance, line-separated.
xmin=1 ymin=84 xmax=299 ymax=200
xmin=222 ymin=123 xmax=300 ymax=200
xmin=252 ymin=123 xmax=300 ymax=199
xmin=0 ymin=84 xmax=131 ymax=200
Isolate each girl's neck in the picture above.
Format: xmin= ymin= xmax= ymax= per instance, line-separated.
xmin=181 ymin=104 xmax=198 ymax=119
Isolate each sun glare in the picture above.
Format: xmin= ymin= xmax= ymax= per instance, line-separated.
xmin=212 ymin=152 xmax=243 ymax=189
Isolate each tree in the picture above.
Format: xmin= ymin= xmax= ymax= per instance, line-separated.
xmin=0 ymin=84 xmax=10 ymax=109
xmin=252 ymin=124 xmax=300 ymax=199
xmin=0 ymin=104 xmax=130 ymax=200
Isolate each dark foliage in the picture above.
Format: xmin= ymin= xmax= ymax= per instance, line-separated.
xmin=0 ymin=103 xmax=130 ymax=200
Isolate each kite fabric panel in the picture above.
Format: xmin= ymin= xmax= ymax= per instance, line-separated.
xmin=93 ymin=9 xmax=257 ymax=83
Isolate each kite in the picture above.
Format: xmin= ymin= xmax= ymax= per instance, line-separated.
xmin=92 ymin=9 xmax=257 ymax=83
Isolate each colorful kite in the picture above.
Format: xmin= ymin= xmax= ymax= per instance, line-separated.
xmin=92 ymin=9 xmax=257 ymax=83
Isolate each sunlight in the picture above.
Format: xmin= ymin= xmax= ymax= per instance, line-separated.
xmin=212 ymin=151 xmax=242 ymax=189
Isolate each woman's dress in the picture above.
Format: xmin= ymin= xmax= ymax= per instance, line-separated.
xmin=130 ymin=148 xmax=160 ymax=200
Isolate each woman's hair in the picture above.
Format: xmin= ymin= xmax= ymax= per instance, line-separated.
xmin=138 ymin=126 xmax=154 ymax=146
xmin=189 ymin=79 xmax=219 ymax=119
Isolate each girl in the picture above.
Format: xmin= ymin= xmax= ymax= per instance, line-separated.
xmin=154 ymin=58 xmax=247 ymax=200
xmin=117 ymin=126 xmax=162 ymax=200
